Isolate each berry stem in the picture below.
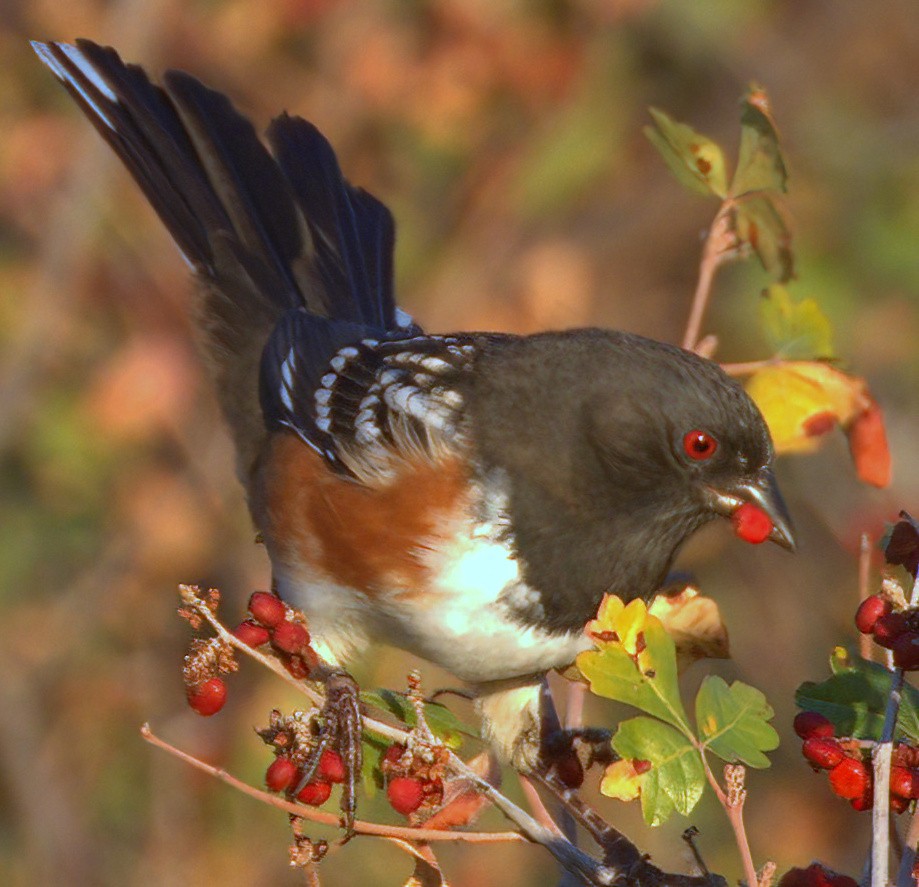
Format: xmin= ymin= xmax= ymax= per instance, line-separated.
xmin=858 ymin=533 xmax=875 ymax=663
xmin=870 ymin=573 xmax=919 ymax=887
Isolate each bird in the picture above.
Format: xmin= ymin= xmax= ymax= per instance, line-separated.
xmin=34 ymin=38 xmax=794 ymax=825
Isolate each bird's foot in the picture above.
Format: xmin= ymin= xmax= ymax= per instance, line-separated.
xmin=291 ymin=670 xmax=363 ymax=836
xmin=538 ymin=725 xmax=616 ymax=789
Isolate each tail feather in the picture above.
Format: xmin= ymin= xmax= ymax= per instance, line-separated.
xmin=33 ymin=38 xmax=410 ymax=479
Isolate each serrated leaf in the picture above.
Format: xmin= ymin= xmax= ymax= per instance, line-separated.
xmin=361 ymin=689 xmax=473 ymax=750
xmin=645 ymin=108 xmax=728 ymax=198
xmin=731 ymin=85 xmax=788 ymax=196
xmin=695 ymin=676 xmax=778 ymax=768
xmin=578 ymin=600 xmax=690 ymax=731
xmin=760 ymin=284 xmax=835 ymax=360
xmin=795 ymin=647 xmax=919 ymax=742
xmin=745 ymin=361 xmax=890 ymax=488
xmin=733 ymin=194 xmax=794 ymax=281
xmin=613 ymin=717 xmax=705 ymax=826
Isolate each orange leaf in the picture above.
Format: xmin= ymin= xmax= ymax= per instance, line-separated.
xmin=746 ymin=361 xmax=891 ymax=486
xmin=847 ymin=401 xmax=891 ymax=488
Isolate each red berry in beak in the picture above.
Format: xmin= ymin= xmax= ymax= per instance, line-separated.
xmin=731 ymin=503 xmax=773 ymax=544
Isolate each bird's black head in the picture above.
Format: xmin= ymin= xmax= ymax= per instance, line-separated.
xmin=469 ymin=329 xmax=794 ymax=632
xmin=584 ymin=331 xmax=794 ymax=550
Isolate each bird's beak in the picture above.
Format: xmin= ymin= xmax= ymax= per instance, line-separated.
xmin=706 ymin=468 xmax=796 ymax=551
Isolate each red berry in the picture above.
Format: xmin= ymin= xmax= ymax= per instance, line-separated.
xmin=893 ymin=632 xmax=919 ymax=670
xmin=779 ymin=864 xmax=855 ymax=887
xmin=555 ymin=752 xmax=584 ymax=789
xmin=248 ymin=591 xmax=287 ymax=628
xmin=855 ymin=595 xmax=893 ymax=635
xmin=873 ymin=612 xmax=911 ymax=649
xmin=318 ymin=750 xmax=347 ymax=784
xmin=793 ymin=710 xmax=835 ymax=740
xmin=387 ymin=776 xmax=425 ymax=815
xmin=296 ymin=780 xmax=332 ymax=806
xmin=828 ymin=757 xmax=871 ymax=800
xmin=890 ymin=765 xmax=919 ymax=799
xmin=891 ymin=795 xmax=911 ymax=815
xmin=633 ymin=759 xmax=652 ymax=774
xmin=802 ymin=737 xmax=845 ymax=770
xmin=265 ymin=757 xmax=299 ymax=793
xmin=731 ymin=503 xmax=773 ymax=544
xmin=828 ymin=875 xmax=859 ymax=887
xmin=187 ymin=677 xmax=227 ymax=716
xmin=383 ymin=744 xmax=407 ymax=766
xmin=272 ymin=621 xmax=310 ymax=654
xmin=232 ymin=619 xmax=271 ymax=647
xmin=850 ymin=792 xmax=873 ymax=812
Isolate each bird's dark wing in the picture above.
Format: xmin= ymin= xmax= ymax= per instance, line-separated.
xmin=260 ymin=313 xmax=490 ymax=483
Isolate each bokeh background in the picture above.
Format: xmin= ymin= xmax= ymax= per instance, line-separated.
xmin=2 ymin=1 xmax=918 ymax=884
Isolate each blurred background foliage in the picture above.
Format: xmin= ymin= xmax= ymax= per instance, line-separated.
xmin=1 ymin=0 xmax=918 ymax=884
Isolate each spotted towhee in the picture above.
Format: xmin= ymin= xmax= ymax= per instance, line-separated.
xmin=35 ymin=38 xmax=794 ymax=817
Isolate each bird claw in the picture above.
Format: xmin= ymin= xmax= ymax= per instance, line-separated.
xmin=291 ymin=671 xmax=363 ymax=835
xmin=538 ymin=726 xmax=615 ymax=788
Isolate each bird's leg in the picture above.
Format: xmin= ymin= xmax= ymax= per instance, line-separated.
xmin=291 ymin=669 xmax=363 ymax=836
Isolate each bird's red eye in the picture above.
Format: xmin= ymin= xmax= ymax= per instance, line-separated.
xmin=683 ymin=430 xmax=718 ymax=461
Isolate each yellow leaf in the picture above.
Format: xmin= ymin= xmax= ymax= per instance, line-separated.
xmin=585 ymin=594 xmax=660 ymax=656
xmin=745 ymin=361 xmax=870 ymax=454
xmin=600 ymin=758 xmax=646 ymax=802
xmin=649 ymin=587 xmax=730 ymax=672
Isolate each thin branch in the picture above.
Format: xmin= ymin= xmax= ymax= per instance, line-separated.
xmin=896 ymin=810 xmax=919 ymax=887
xmin=720 ymin=359 xmax=781 ymax=377
xmin=859 ymin=533 xmax=875 ymax=663
xmin=682 ymin=202 xmax=738 ymax=353
xmin=141 ymin=724 xmax=523 ymax=845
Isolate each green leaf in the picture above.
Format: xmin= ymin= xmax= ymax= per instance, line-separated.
xmin=760 ymin=284 xmax=835 ymax=360
xmin=695 ymin=676 xmax=779 ymax=768
xmin=360 ymin=689 xmax=473 ymax=750
xmin=644 ymin=108 xmax=728 ymax=198
xmin=613 ymin=717 xmax=705 ymax=826
xmin=733 ymin=195 xmax=794 ymax=282
xmin=795 ymin=647 xmax=919 ymax=742
xmin=577 ymin=619 xmax=691 ymax=731
xmin=731 ymin=85 xmax=788 ymax=197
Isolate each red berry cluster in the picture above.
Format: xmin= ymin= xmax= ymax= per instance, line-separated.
xmin=794 ymin=711 xmax=919 ymax=813
xmin=264 ymin=749 xmax=347 ymax=807
xmin=855 ymin=593 xmax=919 ymax=670
xmin=381 ymin=744 xmax=446 ymax=816
xmin=777 ymin=862 xmax=858 ymax=887
xmin=233 ymin=591 xmax=318 ymax=678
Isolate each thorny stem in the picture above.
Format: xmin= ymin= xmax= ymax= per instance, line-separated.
xmin=872 ymin=573 xmax=919 ymax=887
xmin=682 ymin=201 xmax=738 ymax=353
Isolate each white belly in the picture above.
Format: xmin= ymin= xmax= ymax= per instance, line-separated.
xmin=276 ymin=530 xmax=590 ymax=684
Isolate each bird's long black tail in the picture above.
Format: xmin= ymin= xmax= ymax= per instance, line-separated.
xmin=33 ymin=39 xmax=407 ymax=474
